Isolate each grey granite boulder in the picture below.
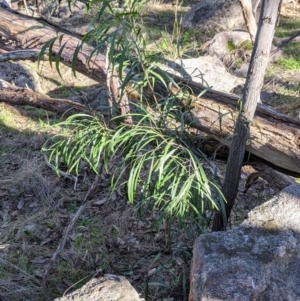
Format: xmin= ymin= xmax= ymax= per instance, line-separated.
xmin=41 ymin=0 xmax=86 ymax=19
xmin=0 ymin=62 xmax=44 ymax=94
xmin=183 ymin=0 xmax=296 ymax=32
xmin=183 ymin=0 xmax=260 ymax=31
xmin=207 ymin=31 xmax=251 ymax=61
xmin=189 ymin=184 xmax=300 ymax=301
xmin=55 ymin=275 xmax=141 ymax=301
xmin=167 ymin=56 xmax=245 ymax=93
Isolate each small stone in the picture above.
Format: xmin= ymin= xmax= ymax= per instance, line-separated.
xmin=24 ymin=224 xmax=51 ymax=241
xmin=240 ymin=173 xmax=248 ymax=180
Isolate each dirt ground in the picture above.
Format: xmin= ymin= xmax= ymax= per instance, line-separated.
xmin=0 ymin=1 xmax=300 ymax=301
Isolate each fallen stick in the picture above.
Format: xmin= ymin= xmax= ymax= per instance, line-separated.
xmin=0 ymin=79 xmax=97 ymax=116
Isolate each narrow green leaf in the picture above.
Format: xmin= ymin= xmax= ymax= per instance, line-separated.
xmin=38 ymin=37 xmax=56 ymax=68
xmin=26 ymin=25 xmax=46 ymax=32
xmin=147 ymin=68 xmax=168 ymax=89
xmin=55 ymin=42 xmax=67 ymax=78
xmin=71 ymin=43 xmax=83 ymax=77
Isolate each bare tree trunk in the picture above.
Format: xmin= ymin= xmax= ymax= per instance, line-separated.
xmin=212 ymin=0 xmax=282 ymax=231
xmin=239 ymin=0 xmax=258 ymax=43
xmin=253 ymin=0 xmax=262 ymax=18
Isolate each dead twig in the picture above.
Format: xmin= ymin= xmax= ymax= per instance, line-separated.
xmin=271 ymin=30 xmax=300 ymax=57
xmin=43 ymin=154 xmax=78 ymax=190
xmin=23 ymin=0 xmax=29 ymax=15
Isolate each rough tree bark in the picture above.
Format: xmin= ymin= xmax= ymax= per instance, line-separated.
xmin=0 ymin=79 xmax=97 ymax=116
xmin=212 ymin=0 xmax=283 ymax=231
xmin=0 ymin=49 xmax=42 ymax=61
xmin=173 ymin=82 xmax=300 ymax=176
xmin=0 ymin=7 xmax=132 ymax=120
xmin=0 ymin=7 xmax=107 ymax=84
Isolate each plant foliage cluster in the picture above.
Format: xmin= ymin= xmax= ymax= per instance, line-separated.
xmin=42 ymin=0 xmax=225 ymax=234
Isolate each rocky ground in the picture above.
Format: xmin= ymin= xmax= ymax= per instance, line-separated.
xmin=0 ymin=1 xmax=299 ymax=300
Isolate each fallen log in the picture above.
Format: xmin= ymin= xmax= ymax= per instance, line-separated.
xmin=0 ymin=49 xmax=42 ymax=61
xmin=0 ymin=7 xmax=299 ymax=175
xmin=1 ymin=74 xmax=299 ymax=176
xmin=173 ymin=80 xmax=300 ymax=175
xmin=0 ymin=82 xmax=297 ymax=190
xmin=0 ymin=79 xmax=97 ymax=116
xmin=0 ymin=7 xmax=107 ymax=84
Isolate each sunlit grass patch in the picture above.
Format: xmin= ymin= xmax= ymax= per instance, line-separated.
xmin=276 ymin=16 xmax=300 ymax=38
xmin=277 ymin=57 xmax=300 ymax=70
xmin=276 ymin=43 xmax=300 ymax=70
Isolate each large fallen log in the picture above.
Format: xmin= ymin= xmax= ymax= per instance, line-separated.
xmin=170 ymin=78 xmax=300 ymax=175
xmin=0 ymin=7 xmax=106 ymax=84
xmin=0 ymin=7 xmax=300 ymax=175
xmin=178 ymin=81 xmax=300 ymax=175
xmin=1 ymin=74 xmax=299 ymax=176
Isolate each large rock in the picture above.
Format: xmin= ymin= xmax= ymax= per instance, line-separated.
xmin=40 ymin=0 xmax=86 ymax=19
xmin=183 ymin=0 xmax=259 ymax=31
xmin=0 ymin=62 xmax=43 ymax=94
xmin=0 ymin=0 xmax=10 ymax=8
xmin=183 ymin=0 xmax=296 ymax=31
xmin=189 ymin=184 xmax=300 ymax=301
xmin=54 ymin=275 xmax=141 ymax=301
xmin=166 ymin=56 xmax=245 ymax=93
xmin=207 ymin=31 xmax=251 ymax=60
